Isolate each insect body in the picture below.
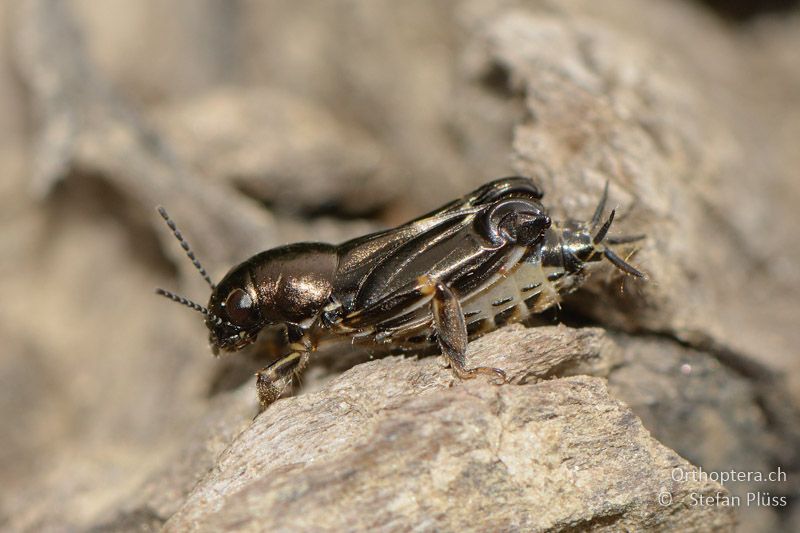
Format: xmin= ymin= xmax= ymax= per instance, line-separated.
xmin=157 ymin=177 xmax=644 ymax=411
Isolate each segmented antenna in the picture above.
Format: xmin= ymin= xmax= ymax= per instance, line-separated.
xmin=155 ymin=288 xmax=224 ymax=325
xmin=157 ymin=206 xmax=215 ymax=289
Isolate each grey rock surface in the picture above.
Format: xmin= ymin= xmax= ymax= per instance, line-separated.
xmin=1 ymin=0 xmax=798 ymax=531
xmin=167 ymin=372 xmax=733 ymax=532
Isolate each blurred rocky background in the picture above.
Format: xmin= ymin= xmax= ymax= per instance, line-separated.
xmin=1 ymin=0 xmax=798 ymax=531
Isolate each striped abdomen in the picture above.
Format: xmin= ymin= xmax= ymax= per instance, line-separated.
xmin=459 ymin=224 xmax=587 ymax=336
xmin=359 ymin=223 xmax=591 ymax=349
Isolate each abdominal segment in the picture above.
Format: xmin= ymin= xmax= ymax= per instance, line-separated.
xmin=353 ymin=252 xmax=583 ymax=351
xmin=459 ymin=259 xmax=574 ymax=335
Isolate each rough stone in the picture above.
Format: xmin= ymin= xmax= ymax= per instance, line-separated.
xmin=2 ymin=0 xmax=798 ymax=531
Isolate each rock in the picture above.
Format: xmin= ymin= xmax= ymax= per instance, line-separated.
xmin=182 ymin=379 xmax=733 ymax=531
xmin=606 ymin=334 xmax=790 ymax=533
xmin=2 ymin=0 xmax=798 ymax=531
xmin=473 ymin=2 xmax=800 ymax=384
xmin=162 ymin=351 xmax=733 ymax=531
xmin=151 ymin=87 xmax=397 ymax=216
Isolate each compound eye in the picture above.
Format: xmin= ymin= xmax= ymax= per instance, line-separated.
xmin=225 ymin=288 xmax=255 ymax=325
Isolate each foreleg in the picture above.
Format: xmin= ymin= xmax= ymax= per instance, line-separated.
xmin=255 ymin=350 xmax=310 ymax=412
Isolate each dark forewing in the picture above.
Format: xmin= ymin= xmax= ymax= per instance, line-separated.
xmin=333 ymin=205 xmax=483 ymax=311
xmin=334 ymin=177 xmax=546 ymax=329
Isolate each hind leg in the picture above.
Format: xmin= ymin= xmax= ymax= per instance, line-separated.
xmin=421 ymin=276 xmax=507 ymax=384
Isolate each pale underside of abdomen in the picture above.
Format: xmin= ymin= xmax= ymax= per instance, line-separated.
xmin=344 ymin=256 xmax=580 ymax=351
